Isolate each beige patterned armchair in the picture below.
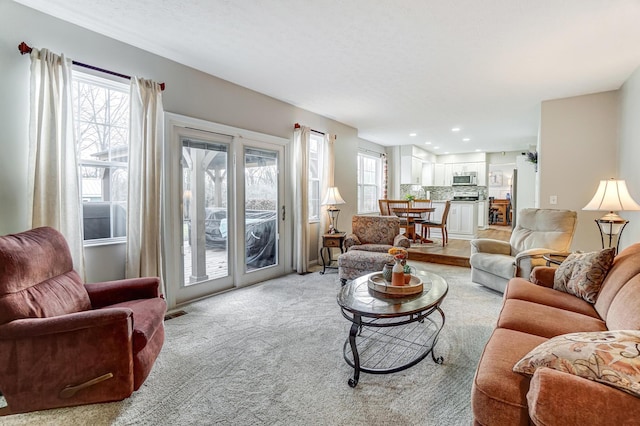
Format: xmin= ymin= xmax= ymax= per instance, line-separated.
xmin=338 ymin=215 xmax=410 ymax=283
xmin=344 ymin=215 xmax=410 ymax=252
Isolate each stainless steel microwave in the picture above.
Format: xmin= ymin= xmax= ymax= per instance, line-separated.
xmin=452 ymin=174 xmax=477 ymax=186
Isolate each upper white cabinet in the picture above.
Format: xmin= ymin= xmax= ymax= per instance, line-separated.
xmin=476 ymin=162 xmax=487 ymax=186
xmin=400 ymin=145 xmax=436 ymax=185
xmin=421 ymin=162 xmax=433 ymax=186
xmin=434 ymin=164 xmax=445 ymax=186
xmin=434 ymin=161 xmax=487 ymax=186
xmin=401 ymin=155 xmax=424 ymax=184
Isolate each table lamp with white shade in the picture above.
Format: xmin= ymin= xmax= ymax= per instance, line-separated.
xmin=583 ymin=178 xmax=640 ymax=252
xmin=322 ymin=186 xmax=346 ymax=234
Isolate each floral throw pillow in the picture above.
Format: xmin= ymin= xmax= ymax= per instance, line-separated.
xmin=553 ymin=248 xmax=615 ymax=303
xmin=513 ymin=330 xmax=640 ymax=397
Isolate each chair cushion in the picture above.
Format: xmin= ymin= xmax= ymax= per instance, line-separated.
xmin=470 ymin=252 xmax=515 ymax=280
xmin=105 ymin=298 xmax=167 ymax=354
xmin=553 ymin=248 xmax=616 ymax=303
xmin=0 ymin=227 xmax=91 ymax=325
xmin=497 ymin=299 xmax=607 ymax=339
xmin=510 ymin=209 xmax=576 ymax=255
xmin=504 ymin=278 xmax=600 ymax=319
xmin=350 ymin=215 xmax=401 ymax=246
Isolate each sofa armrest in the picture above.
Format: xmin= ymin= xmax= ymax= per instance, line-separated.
xmin=527 ymin=367 xmax=640 ymax=426
xmin=344 ymin=233 xmax=361 ymax=251
xmin=469 ymin=238 xmax=511 ymax=255
xmin=86 ymin=277 xmax=161 ymax=308
xmin=529 ymin=267 xmax=556 ymax=288
xmin=0 ymin=308 xmax=132 ymax=339
xmin=393 ymin=234 xmax=410 ymax=248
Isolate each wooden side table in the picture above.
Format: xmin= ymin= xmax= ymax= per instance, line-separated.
xmin=320 ymin=232 xmax=346 ymax=274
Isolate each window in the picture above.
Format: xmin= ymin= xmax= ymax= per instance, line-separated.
xmin=308 ymin=133 xmax=324 ymax=222
xmin=357 ymin=152 xmax=382 ymax=213
xmin=72 ymin=72 xmax=130 ymax=242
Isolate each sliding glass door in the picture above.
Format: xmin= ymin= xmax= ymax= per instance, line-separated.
xmin=234 ymin=141 xmax=285 ymax=287
xmin=172 ymin=129 xmax=235 ymax=304
xmin=164 ymin=116 xmax=288 ymax=308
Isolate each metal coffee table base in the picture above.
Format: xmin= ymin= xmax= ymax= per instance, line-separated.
xmin=342 ymin=306 xmax=446 ymax=387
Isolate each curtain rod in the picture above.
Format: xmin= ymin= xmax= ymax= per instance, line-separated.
xmin=18 ymin=42 xmax=165 ymax=91
xmin=359 ymin=148 xmax=385 ymax=156
xmin=294 ymin=122 xmax=326 ymax=136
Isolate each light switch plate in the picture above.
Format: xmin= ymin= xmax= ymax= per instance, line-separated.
xmin=550 ymin=195 xmax=557 ymax=205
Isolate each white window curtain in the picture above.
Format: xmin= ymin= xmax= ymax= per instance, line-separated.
xmin=292 ymin=125 xmax=310 ymax=273
xmin=319 ymin=133 xmax=336 ymax=239
xmin=28 ymin=48 xmax=85 ymax=279
xmin=126 ymin=77 xmax=165 ymax=295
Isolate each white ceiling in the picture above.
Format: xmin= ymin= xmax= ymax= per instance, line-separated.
xmin=15 ymin=0 xmax=640 ymax=154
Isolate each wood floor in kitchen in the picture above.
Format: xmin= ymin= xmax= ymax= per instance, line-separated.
xmin=408 ymin=225 xmax=512 ymax=267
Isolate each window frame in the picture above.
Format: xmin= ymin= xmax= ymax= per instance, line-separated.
xmin=357 ymin=151 xmax=382 ymax=214
xmin=308 ymin=132 xmax=324 ymax=223
xmin=72 ymin=70 xmax=131 ymax=246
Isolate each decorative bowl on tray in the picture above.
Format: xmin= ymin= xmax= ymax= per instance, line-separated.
xmin=367 ymin=272 xmax=424 ymax=297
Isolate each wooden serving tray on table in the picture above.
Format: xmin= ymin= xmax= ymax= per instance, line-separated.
xmin=367 ymin=273 xmax=423 ymax=297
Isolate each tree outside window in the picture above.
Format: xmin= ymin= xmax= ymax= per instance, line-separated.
xmin=72 ymin=72 xmax=130 ymax=241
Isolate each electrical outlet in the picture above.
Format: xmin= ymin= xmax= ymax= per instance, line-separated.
xmin=550 ymin=195 xmax=557 ymax=205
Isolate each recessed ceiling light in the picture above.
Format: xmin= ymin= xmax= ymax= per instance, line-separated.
xmin=475 ymin=149 xmax=481 ymax=152
xmin=463 ymin=138 xmax=470 ymax=142
xmin=444 ymin=152 xmax=450 ymax=154
xmin=425 ymin=141 xmax=432 ymax=145
xmin=434 ymin=146 xmax=440 ymax=150
xmin=451 ymin=127 xmax=461 ymax=132
xmin=409 ymin=133 xmax=417 ymax=137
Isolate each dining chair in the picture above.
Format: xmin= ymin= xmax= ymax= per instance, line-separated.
xmin=387 ymin=200 xmax=415 ymax=241
xmin=421 ymin=200 xmax=451 ymax=246
xmin=378 ymin=199 xmax=391 ymax=216
xmin=411 ymin=199 xmax=432 ymax=239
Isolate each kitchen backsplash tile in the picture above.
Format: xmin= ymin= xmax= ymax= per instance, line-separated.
xmin=400 ymin=184 xmax=488 ymax=201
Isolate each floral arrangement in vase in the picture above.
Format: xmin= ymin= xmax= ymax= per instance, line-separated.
xmin=388 ymin=247 xmax=408 ymax=286
xmin=388 ymin=247 xmax=408 ymax=261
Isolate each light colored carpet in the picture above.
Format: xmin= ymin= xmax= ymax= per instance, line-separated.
xmin=2 ymin=262 xmax=503 ymax=426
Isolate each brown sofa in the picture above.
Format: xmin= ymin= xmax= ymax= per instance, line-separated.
xmin=472 ymin=243 xmax=640 ymax=425
xmin=0 ymin=227 xmax=166 ymax=415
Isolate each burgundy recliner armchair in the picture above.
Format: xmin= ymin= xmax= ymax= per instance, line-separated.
xmin=0 ymin=227 xmax=166 ymax=415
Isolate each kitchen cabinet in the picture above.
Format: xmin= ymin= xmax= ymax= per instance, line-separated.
xmin=433 ymin=161 xmax=487 ymax=187
xmin=476 ymin=162 xmax=487 ymax=186
xmin=428 ymin=201 xmax=478 ymax=240
xmin=477 ymin=200 xmax=488 ymax=229
xmin=434 ymin=164 xmax=445 ymax=186
xmin=421 ymin=162 xmax=433 ymax=186
xmin=444 ymin=164 xmax=453 ymax=186
xmin=400 ymin=156 xmax=424 ymax=184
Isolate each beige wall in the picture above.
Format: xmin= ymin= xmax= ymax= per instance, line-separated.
xmin=539 ymin=91 xmax=620 ymax=251
xmin=0 ymin=2 xmax=378 ymax=280
xmin=618 ymin=65 xmax=640 ymax=249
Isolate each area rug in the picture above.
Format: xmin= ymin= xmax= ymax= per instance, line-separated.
xmin=2 ymin=262 xmax=503 ymax=425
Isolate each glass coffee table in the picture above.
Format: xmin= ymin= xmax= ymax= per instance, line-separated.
xmin=336 ymin=269 xmax=448 ymax=387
